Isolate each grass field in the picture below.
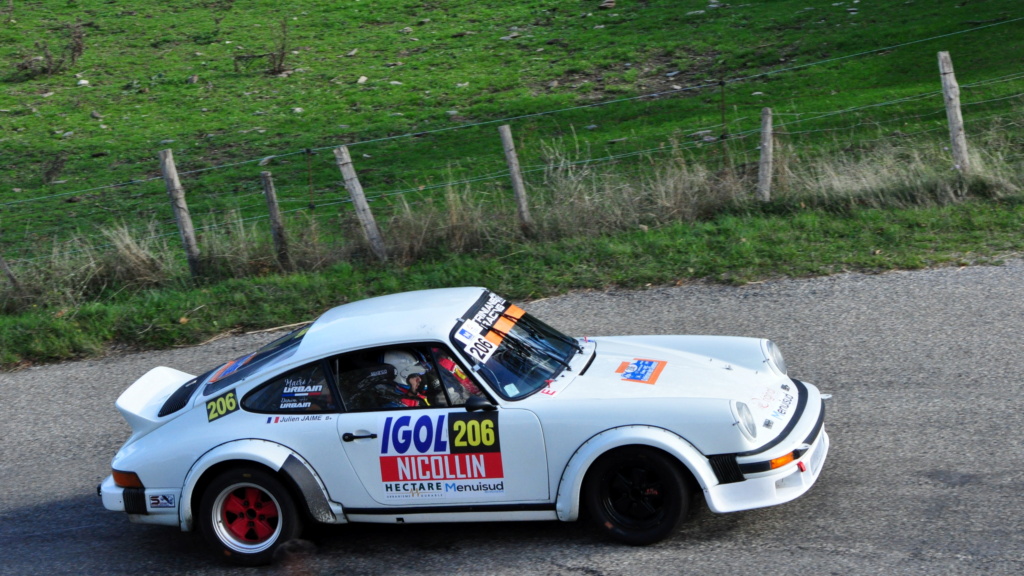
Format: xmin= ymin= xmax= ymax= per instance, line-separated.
xmin=3 ymin=1 xmax=1021 ymax=245
xmin=0 ymin=0 xmax=1022 ymax=366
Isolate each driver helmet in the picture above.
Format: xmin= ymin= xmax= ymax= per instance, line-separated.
xmin=383 ymin=350 xmax=427 ymax=392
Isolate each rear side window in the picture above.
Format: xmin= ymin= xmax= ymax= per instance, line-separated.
xmin=242 ymin=362 xmax=339 ymax=414
xmin=202 ymin=327 xmax=308 ymax=396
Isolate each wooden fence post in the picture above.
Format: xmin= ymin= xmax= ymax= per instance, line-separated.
xmin=0 ymin=253 xmax=20 ymax=291
xmin=757 ymin=107 xmax=773 ymax=202
xmin=498 ymin=125 xmax=533 ymax=234
xmin=159 ymin=149 xmax=201 ymax=279
xmin=260 ymin=171 xmax=293 ymax=272
xmin=938 ymin=51 xmax=970 ymax=175
xmin=718 ymin=80 xmax=734 ymax=177
xmin=332 ymin=146 xmax=387 ymax=262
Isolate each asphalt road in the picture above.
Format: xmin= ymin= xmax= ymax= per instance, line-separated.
xmin=2 ymin=261 xmax=1022 ymax=575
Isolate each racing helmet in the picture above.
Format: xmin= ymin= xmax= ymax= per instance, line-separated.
xmin=383 ymin=350 xmax=427 ymax=391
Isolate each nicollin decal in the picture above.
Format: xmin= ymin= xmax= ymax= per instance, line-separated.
xmin=378 ymin=412 xmax=504 ymax=499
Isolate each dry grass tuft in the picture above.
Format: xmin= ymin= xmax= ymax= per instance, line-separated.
xmin=1 ymin=122 xmax=1021 ymax=312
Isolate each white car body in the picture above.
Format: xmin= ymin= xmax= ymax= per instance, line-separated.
xmin=100 ymin=287 xmax=829 ymax=564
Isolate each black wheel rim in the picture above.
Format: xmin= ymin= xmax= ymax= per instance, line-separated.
xmin=600 ymin=460 xmax=669 ymax=530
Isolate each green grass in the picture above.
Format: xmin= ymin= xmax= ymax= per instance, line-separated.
xmin=1 ymin=1 xmax=1023 ymax=366
xmin=2 ymin=0 xmax=1022 ymax=257
xmin=2 ymin=196 xmax=1023 ymax=367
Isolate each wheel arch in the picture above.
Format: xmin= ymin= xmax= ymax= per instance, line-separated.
xmin=554 ymin=425 xmax=718 ymax=522
xmin=179 ymin=439 xmax=338 ymax=532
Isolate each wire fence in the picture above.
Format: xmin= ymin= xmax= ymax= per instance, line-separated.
xmin=2 ymin=16 xmax=1023 ymax=267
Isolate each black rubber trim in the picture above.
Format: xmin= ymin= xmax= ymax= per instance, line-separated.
xmin=738 ymin=461 xmax=769 ymax=474
xmin=737 ymin=398 xmax=826 ymax=474
xmin=158 ymin=376 xmax=201 ymax=417
xmin=123 ymin=488 xmax=148 ymax=515
xmin=578 ymin=348 xmax=596 ymax=376
xmin=281 ymin=455 xmax=335 ymax=523
xmin=802 ymin=399 xmax=826 ymax=447
xmin=706 ymin=379 xmax=821 ymax=476
xmin=734 ymin=378 xmax=809 ymax=457
xmin=344 ymin=503 xmax=555 ymax=516
xmin=708 ymin=454 xmax=744 ymax=484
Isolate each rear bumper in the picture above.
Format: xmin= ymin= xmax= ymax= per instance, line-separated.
xmin=98 ymin=475 xmax=181 ymax=527
xmin=704 ymin=426 xmax=829 ymax=513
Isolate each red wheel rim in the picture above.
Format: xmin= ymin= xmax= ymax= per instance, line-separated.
xmin=219 ymin=485 xmax=280 ymax=544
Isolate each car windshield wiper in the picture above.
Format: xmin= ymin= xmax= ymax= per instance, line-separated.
xmin=490 ymin=325 xmax=572 ymax=373
xmin=504 ymin=312 xmax=583 ymax=357
xmin=540 ymin=323 xmax=583 ymax=355
xmin=487 ymin=326 xmax=534 ymax=359
xmin=535 ymin=345 xmax=572 ymax=372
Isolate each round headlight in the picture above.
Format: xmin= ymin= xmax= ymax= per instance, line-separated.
xmin=735 ymin=402 xmax=757 ymax=439
xmin=765 ymin=340 xmax=788 ymax=375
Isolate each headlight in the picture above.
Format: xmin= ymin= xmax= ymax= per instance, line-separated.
xmin=734 ymin=402 xmax=757 ymax=439
xmin=765 ymin=340 xmax=788 ymax=375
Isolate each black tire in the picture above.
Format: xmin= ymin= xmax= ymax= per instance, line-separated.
xmin=199 ymin=467 xmax=303 ymax=566
xmin=583 ymin=447 xmax=690 ymax=545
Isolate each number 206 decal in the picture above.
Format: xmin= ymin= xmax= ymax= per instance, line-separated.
xmin=464 ymin=336 xmax=496 ymax=362
xmin=207 ymin=391 xmax=239 ymax=422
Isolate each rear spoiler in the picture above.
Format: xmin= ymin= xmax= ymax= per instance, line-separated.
xmin=115 ymin=366 xmax=196 ymax=439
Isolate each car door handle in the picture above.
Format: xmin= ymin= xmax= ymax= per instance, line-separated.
xmin=342 ymin=432 xmax=378 ymax=442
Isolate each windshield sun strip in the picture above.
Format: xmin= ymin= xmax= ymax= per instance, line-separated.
xmin=451 ymin=291 xmax=579 ymax=400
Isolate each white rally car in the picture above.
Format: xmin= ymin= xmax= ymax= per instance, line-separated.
xmin=100 ymin=287 xmax=829 ymax=565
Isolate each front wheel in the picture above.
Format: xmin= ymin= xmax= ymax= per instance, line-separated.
xmin=583 ymin=447 xmax=690 ymax=545
xmin=199 ymin=467 xmax=302 ymax=565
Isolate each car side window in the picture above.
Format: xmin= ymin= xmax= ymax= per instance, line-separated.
xmin=330 ymin=344 xmax=487 ymax=411
xmin=429 ymin=346 xmax=486 ymax=406
xmin=335 ymin=363 xmax=398 ymax=411
xmin=241 ymin=362 xmax=339 ymax=413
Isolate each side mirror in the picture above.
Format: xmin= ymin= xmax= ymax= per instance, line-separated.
xmin=465 ymin=395 xmax=496 ymax=412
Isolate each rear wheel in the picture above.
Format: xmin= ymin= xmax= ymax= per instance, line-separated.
xmin=583 ymin=447 xmax=689 ymax=545
xmin=199 ymin=467 xmax=302 ymax=565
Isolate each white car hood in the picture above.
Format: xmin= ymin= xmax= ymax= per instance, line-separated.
xmin=548 ymin=336 xmax=799 ymax=431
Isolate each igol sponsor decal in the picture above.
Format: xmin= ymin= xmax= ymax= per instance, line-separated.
xmin=378 ymin=412 xmax=504 ymax=498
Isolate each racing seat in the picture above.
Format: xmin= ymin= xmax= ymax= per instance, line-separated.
xmin=337 ymin=364 xmax=398 ymax=411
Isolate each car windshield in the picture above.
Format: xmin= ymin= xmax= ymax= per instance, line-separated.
xmin=201 ymin=326 xmax=309 ymax=396
xmin=450 ymin=291 xmax=579 ymax=399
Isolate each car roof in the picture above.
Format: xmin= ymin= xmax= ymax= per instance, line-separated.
xmin=295 ymin=286 xmax=488 ymax=360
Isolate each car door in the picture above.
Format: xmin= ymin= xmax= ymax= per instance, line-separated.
xmin=330 ymin=344 xmax=550 ymax=506
xmin=239 ymin=359 xmax=375 ymax=507
xmin=336 ymin=406 xmax=549 ymax=505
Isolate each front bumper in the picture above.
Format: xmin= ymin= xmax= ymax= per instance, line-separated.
xmin=704 ymin=425 xmax=830 ymax=513
xmin=98 ymin=475 xmax=181 ymax=527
